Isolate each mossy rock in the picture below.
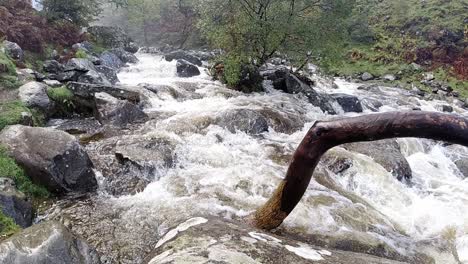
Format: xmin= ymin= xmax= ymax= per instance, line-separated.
xmin=0 ymin=101 xmax=33 ymax=130
xmin=0 ymin=210 xmax=20 ymax=240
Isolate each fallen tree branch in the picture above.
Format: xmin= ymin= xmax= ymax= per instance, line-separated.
xmin=253 ymin=111 xmax=468 ymax=230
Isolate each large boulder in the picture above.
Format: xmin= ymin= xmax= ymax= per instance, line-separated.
xmin=65 ymin=58 xmax=96 ymax=72
xmin=455 ymin=159 xmax=468 ymax=178
xmin=77 ymin=69 xmax=112 ymax=86
xmin=216 ymin=109 xmax=269 ymax=135
xmin=0 ymin=221 xmax=101 ymax=264
xmin=95 ymin=65 xmax=119 ymax=85
xmin=110 ymin=48 xmax=139 ymax=64
xmin=0 ymin=178 xmax=34 ymax=228
xmin=18 ymin=82 xmax=53 ymax=112
xmin=236 ymin=64 xmax=264 ymax=93
xmin=344 ymin=139 xmax=412 ymax=181
xmin=95 ymin=92 xmax=148 ymax=127
xmin=331 ymin=93 xmax=363 ymax=113
xmin=67 ymin=82 xmax=141 ymax=103
xmin=176 ymin=59 xmax=200 ymax=78
xmin=0 ymin=125 xmax=98 ymax=195
xmin=2 ymin=40 xmax=24 ymax=62
xmin=361 ymin=72 xmax=374 ymax=81
xmin=144 ymin=217 xmax=408 ymax=264
xmin=165 ymin=50 xmax=202 ymax=66
xmin=43 ymin=60 xmax=64 ymax=74
xmin=99 ymin=51 xmax=124 ymax=69
xmin=87 ymin=26 xmax=137 ymax=53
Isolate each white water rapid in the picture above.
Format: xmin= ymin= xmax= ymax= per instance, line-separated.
xmin=44 ymin=53 xmax=468 ymax=264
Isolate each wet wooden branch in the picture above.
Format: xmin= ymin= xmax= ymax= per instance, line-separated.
xmin=253 ymin=111 xmax=468 ymax=230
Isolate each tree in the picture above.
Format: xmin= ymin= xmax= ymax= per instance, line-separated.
xmin=252 ymin=111 xmax=468 ymax=230
xmin=40 ymin=0 xmax=102 ymax=27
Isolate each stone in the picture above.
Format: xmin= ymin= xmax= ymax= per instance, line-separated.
xmin=0 ymin=221 xmax=101 ymax=264
xmin=99 ymin=51 xmax=124 ymax=69
xmin=382 ymin=74 xmax=396 ymax=81
xmin=77 ymin=69 xmax=112 ymax=86
xmin=344 ymin=139 xmax=412 ymax=181
xmin=18 ymin=82 xmax=53 ymax=112
xmin=0 ymin=125 xmax=98 ymax=195
xmin=165 ymin=50 xmax=202 ymax=66
xmin=95 ymin=65 xmax=120 ymax=85
xmin=110 ymin=48 xmax=139 ymax=64
xmin=56 ymin=70 xmax=83 ymax=82
xmin=0 ymin=178 xmax=34 ymax=228
xmin=436 ymin=104 xmax=453 ymax=113
xmin=331 ymin=93 xmax=363 ymax=113
xmin=2 ymin=40 xmax=24 ymax=62
xmin=144 ymin=217 xmax=409 ymax=264
xmin=67 ymin=82 xmax=141 ymax=103
xmin=361 ymin=72 xmax=374 ymax=81
xmin=455 ymin=159 xmax=468 ymax=178
xmin=95 ymin=92 xmax=148 ymax=127
xmin=65 ymin=58 xmax=96 ymax=72
xmin=43 ymin=60 xmax=64 ymax=74
xmin=216 ymin=109 xmax=269 ymax=135
xmin=236 ymin=64 xmax=264 ymax=93
xmin=43 ymin=79 xmax=62 ymax=87
xmin=176 ymin=59 xmax=200 ymax=78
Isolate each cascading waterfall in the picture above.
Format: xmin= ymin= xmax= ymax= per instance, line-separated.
xmin=44 ymin=53 xmax=468 ymax=263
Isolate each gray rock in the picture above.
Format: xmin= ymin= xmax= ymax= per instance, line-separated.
xmin=216 ymin=109 xmax=269 ymax=135
xmin=176 ymin=59 xmax=200 ymax=78
xmin=2 ymin=40 xmax=24 ymax=62
xmin=43 ymin=60 xmax=64 ymax=74
xmin=0 ymin=178 xmax=34 ymax=228
xmin=67 ymin=82 xmax=141 ymax=103
xmin=0 ymin=221 xmax=101 ymax=264
xmin=382 ymin=74 xmax=396 ymax=81
xmin=144 ymin=217 xmax=408 ymax=264
xmin=110 ymin=48 xmax=139 ymax=64
xmin=77 ymin=69 xmax=112 ymax=86
xmin=15 ymin=69 xmax=36 ymax=83
xmin=165 ymin=50 xmax=202 ymax=66
xmin=47 ymin=118 xmax=104 ymax=141
xmin=65 ymin=58 xmax=96 ymax=72
xmin=331 ymin=93 xmax=363 ymax=113
xmin=455 ymin=159 xmax=468 ymax=178
xmin=360 ymin=98 xmax=383 ymax=112
xmin=361 ymin=72 xmax=374 ymax=81
xmin=18 ymin=82 xmax=53 ymax=112
xmin=0 ymin=125 xmax=98 ymax=195
xmin=95 ymin=92 xmax=148 ymax=127
xmin=436 ymin=104 xmax=453 ymax=113
xmin=95 ymin=65 xmax=120 ymax=85
xmin=125 ymin=42 xmax=139 ymax=54
xmin=99 ymin=51 xmax=124 ymax=69
xmin=43 ymin=79 xmax=62 ymax=87
xmin=344 ymin=139 xmax=412 ymax=181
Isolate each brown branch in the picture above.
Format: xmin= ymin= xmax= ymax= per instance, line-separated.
xmin=252 ymin=111 xmax=468 ymax=230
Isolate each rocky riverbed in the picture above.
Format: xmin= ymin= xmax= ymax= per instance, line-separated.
xmin=1 ymin=43 xmax=468 ymax=264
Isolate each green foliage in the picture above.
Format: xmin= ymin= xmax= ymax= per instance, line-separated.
xmin=0 ymin=145 xmax=49 ymax=198
xmin=47 ymin=86 xmax=74 ymax=102
xmin=0 ymin=101 xmax=29 ymax=131
xmin=40 ymin=0 xmax=102 ymax=27
xmin=0 ymin=75 xmax=20 ymax=90
xmin=0 ymin=49 xmax=19 ymax=89
xmin=0 ymin=210 xmax=20 ymax=239
xmin=74 ymin=49 xmax=88 ymax=59
xmin=222 ymin=55 xmax=243 ymax=87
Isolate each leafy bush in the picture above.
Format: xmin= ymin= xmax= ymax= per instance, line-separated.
xmin=0 ymin=145 xmax=49 ymax=198
xmin=74 ymin=49 xmax=88 ymax=59
xmin=0 ymin=210 xmax=19 ymax=239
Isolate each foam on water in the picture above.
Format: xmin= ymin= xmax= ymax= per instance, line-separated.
xmin=112 ymin=53 xmax=468 ymax=263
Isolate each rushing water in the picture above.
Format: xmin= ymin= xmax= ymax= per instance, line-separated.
xmin=45 ymin=53 xmax=468 ymax=263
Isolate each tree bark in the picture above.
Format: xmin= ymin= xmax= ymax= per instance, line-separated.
xmin=253 ymin=111 xmax=468 ymax=230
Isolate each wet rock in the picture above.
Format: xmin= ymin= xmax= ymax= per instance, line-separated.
xmin=56 ymin=70 xmax=83 ymax=82
xmin=382 ymin=74 xmax=396 ymax=81
xmin=43 ymin=60 xmax=64 ymax=74
xmin=2 ymin=40 xmax=24 ymax=62
xmin=236 ymin=64 xmax=264 ymax=93
xmin=436 ymin=104 xmax=453 ymax=113
xmin=95 ymin=65 xmax=120 ymax=85
xmin=0 ymin=125 xmax=98 ymax=195
xmin=95 ymin=92 xmax=148 ymax=127
xmin=18 ymin=81 xmax=53 ymax=112
xmin=99 ymin=51 xmax=124 ymax=69
xmin=361 ymin=72 xmax=374 ymax=81
xmin=322 ymin=154 xmax=353 ymax=174
xmin=144 ymin=217 xmax=406 ymax=264
xmin=331 ymin=93 xmax=363 ymax=113
xmin=0 ymin=178 xmax=34 ymax=228
xmin=77 ymin=69 xmax=112 ymax=86
xmin=216 ymin=109 xmax=269 ymax=135
xmin=65 ymin=58 xmax=96 ymax=72
xmin=110 ymin=48 xmax=139 ymax=64
xmin=125 ymin=42 xmax=140 ymax=54
xmin=258 ymin=108 xmax=304 ymax=134
xmin=176 ymin=59 xmax=200 ymax=78
xmin=0 ymin=221 xmax=101 ymax=264
xmin=47 ymin=118 xmax=104 ymax=143
xmin=344 ymin=139 xmax=412 ymax=181
xmin=360 ymin=98 xmax=383 ymax=112
xmin=411 ymin=87 xmax=425 ymax=97
xmin=67 ymin=82 xmax=141 ymax=103
xmin=165 ymin=50 xmax=202 ymax=66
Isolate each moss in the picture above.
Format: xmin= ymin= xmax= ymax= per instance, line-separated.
xmin=0 ymin=49 xmax=17 ymax=76
xmin=74 ymin=49 xmax=88 ymax=59
xmin=0 ymin=210 xmax=20 ymax=240
xmin=47 ymin=86 xmax=74 ymax=102
xmin=0 ymin=101 xmax=30 ymax=130
xmin=0 ymin=75 xmax=20 ymax=90
xmin=0 ymin=145 xmax=49 ymax=198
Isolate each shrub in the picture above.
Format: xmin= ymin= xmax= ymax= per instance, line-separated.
xmin=0 ymin=210 xmax=19 ymax=239
xmin=47 ymin=86 xmax=73 ymax=102
xmin=74 ymin=49 xmax=88 ymax=59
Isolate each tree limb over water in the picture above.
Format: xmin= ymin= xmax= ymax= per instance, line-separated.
xmin=253 ymin=111 xmax=468 ymax=230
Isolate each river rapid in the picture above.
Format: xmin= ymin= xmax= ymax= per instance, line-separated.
xmin=42 ymin=53 xmax=468 ymax=264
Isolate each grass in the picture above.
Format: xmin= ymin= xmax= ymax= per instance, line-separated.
xmin=0 ymin=101 xmax=31 ymax=130
xmin=0 ymin=48 xmax=20 ymax=90
xmin=74 ymin=49 xmax=88 ymax=59
xmin=0 ymin=145 xmax=49 ymax=198
xmin=0 ymin=210 xmax=20 ymax=240
xmin=47 ymin=86 xmax=74 ymax=102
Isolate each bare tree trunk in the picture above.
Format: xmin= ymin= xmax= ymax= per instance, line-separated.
xmin=252 ymin=111 xmax=468 ymax=230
